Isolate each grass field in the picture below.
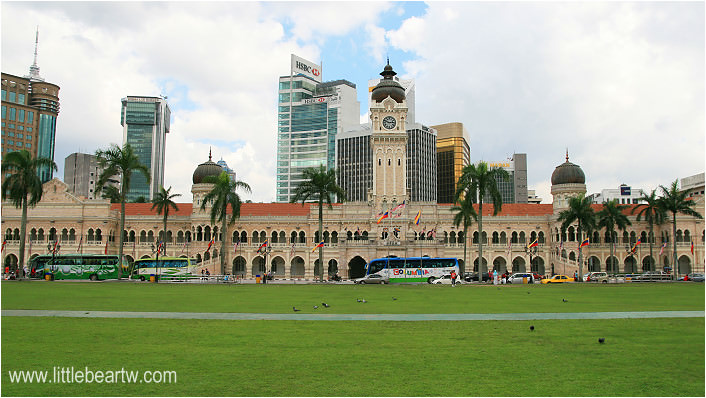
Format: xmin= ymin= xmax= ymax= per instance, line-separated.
xmin=1 ymin=282 xmax=704 ymax=397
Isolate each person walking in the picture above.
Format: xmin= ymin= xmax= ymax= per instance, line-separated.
xmin=493 ymin=269 xmax=498 ymax=285
xmin=450 ymin=270 xmax=457 ymax=286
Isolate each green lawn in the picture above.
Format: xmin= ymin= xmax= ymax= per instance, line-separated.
xmin=1 ymin=281 xmax=704 ymax=314
xmin=1 ymin=282 xmax=704 ymax=397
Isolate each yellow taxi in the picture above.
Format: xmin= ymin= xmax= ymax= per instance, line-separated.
xmin=541 ymin=274 xmax=575 ymax=284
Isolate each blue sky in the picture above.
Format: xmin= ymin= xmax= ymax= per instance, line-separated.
xmin=2 ymin=1 xmax=703 ymax=204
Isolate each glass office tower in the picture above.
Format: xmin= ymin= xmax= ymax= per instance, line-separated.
xmin=276 ymin=55 xmax=359 ymax=203
xmin=120 ymin=96 xmax=170 ymax=202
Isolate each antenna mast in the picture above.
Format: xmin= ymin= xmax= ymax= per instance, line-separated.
xmin=26 ymin=26 xmax=45 ymax=82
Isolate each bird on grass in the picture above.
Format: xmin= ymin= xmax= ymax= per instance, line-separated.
xmin=598 ymin=338 xmax=605 ymax=344
xmin=356 ymin=298 xmax=362 ymax=302
xmin=322 ymin=302 xmax=330 ymax=308
xmin=527 ymin=291 xmax=530 ymax=294
xmin=562 ymin=298 xmax=568 ymax=302
xmin=529 ymin=325 xmax=535 ymax=331
xmin=392 ymin=297 xmax=397 ymax=301
xmin=293 ymin=307 xmax=301 ymax=312
xmin=313 ymin=305 xmax=319 ymax=309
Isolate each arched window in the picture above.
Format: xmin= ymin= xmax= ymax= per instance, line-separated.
xmin=298 ymin=231 xmax=306 ymax=243
xmin=204 ymin=226 xmax=211 ymax=242
xmin=567 ymin=227 xmax=575 ymax=242
xmin=500 ymin=232 xmax=507 ymax=244
xmin=240 ymin=231 xmax=247 ymax=243
xmin=492 ymin=232 xmax=499 ymax=244
xmin=69 ymin=228 xmax=76 ymax=242
xmin=291 ymin=231 xmax=297 ymax=244
xmin=511 ymin=232 xmax=518 ymax=244
xmin=146 ymin=230 xmax=154 ymax=243
xmin=538 ymin=232 xmax=545 ymax=244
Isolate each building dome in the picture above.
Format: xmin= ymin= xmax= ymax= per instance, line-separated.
xmin=192 ymin=150 xmax=223 ymax=184
xmin=370 ymin=62 xmax=406 ymax=103
xmin=551 ymin=152 xmax=585 ymax=185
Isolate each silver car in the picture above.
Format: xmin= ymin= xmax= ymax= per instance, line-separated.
xmin=354 ymin=274 xmax=389 ymax=284
xmin=507 ymin=273 xmax=534 ymax=284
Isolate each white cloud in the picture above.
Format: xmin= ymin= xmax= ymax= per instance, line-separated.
xmin=387 ymin=2 xmax=704 ymax=202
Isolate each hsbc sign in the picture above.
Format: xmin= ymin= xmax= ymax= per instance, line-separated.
xmin=291 ymin=54 xmax=322 ymax=82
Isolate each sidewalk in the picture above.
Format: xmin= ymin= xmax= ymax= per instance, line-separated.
xmin=2 ymin=309 xmax=703 ymax=321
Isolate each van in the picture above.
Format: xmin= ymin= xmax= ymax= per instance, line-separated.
xmin=586 ymin=272 xmax=608 ymax=283
xmin=507 ymin=273 xmax=534 ymax=284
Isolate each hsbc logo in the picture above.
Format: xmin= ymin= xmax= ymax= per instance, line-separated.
xmin=296 ymin=61 xmax=320 ymax=77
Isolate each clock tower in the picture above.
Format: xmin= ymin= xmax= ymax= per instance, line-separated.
xmin=368 ymin=61 xmax=409 ymax=207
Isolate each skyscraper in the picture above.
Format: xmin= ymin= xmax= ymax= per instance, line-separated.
xmin=64 ymin=152 xmax=120 ymax=200
xmin=1 ymin=29 xmax=60 ymax=183
xmin=120 ymin=96 xmax=170 ymax=202
xmin=433 ymin=122 xmax=470 ymax=204
xmin=483 ymin=153 xmax=528 ymax=204
xmin=276 ymin=54 xmax=359 ymax=202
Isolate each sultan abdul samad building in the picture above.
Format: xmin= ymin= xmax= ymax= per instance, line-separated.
xmin=2 ymin=64 xmax=704 ymax=279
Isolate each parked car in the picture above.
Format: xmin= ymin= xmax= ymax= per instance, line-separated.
xmin=532 ymin=272 xmax=544 ymax=281
xmin=686 ymin=273 xmax=704 ymax=282
xmin=464 ymin=272 xmax=491 ymax=282
xmin=633 ymin=271 xmax=671 ymax=281
xmin=432 ymin=274 xmax=461 ymax=285
xmin=585 ymin=272 xmax=609 ymax=283
xmin=507 ymin=273 xmax=534 ymax=284
xmin=541 ymin=274 xmax=574 ymax=284
xmin=353 ymin=274 xmax=389 ymax=284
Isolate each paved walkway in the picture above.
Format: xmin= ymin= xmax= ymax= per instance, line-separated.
xmin=2 ymin=309 xmax=703 ymax=321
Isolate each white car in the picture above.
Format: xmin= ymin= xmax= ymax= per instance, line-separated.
xmin=431 ymin=274 xmax=461 ymax=285
xmin=507 ymin=273 xmax=534 ymax=284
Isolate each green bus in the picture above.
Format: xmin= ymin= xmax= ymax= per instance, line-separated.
xmin=132 ymin=257 xmax=197 ymax=281
xmin=30 ymin=254 xmax=127 ymax=281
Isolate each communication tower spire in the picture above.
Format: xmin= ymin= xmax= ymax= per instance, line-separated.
xmin=26 ymin=26 xmax=45 ymax=82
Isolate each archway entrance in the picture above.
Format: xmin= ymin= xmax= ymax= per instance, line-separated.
xmin=530 ymin=257 xmax=545 ymax=275
xmin=348 ymin=256 xmax=367 ymax=279
xmin=678 ymin=255 xmax=691 ymax=275
xmin=232 ymin=256 xmax=246 ymax=277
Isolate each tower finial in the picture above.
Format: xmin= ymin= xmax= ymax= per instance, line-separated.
xmin=209 ymin=147 xmax=212 ymax=161
xmin=566 ymin=148 xmax=569 ymax=162
xmin=387 ymin=55 xmax=390 ymax=65
xmin=25 ymin=26 xmax=44 ymax=82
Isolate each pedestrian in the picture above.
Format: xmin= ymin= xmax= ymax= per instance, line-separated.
xmin=493 ymin=269 xmax=498 ymax=285
xmin=573 ymin=270 xmax=577 ymax=281
xmin=450 ymin=270 xmax=457 ymax=286
xmin=205 ymin=269 xmax=210 ymax=280
xmin=201 ymin=269 xmax=205 ymax=280
xmin=23 ymin=266 xmax=28 ymax=279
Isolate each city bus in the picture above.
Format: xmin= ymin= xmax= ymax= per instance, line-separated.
xmin=365 ymin=256 xmax=460 ymax=283
xmin=132 ymin=257 xmax=197 ymax=281
xmin=30 ymin=254 xmax=127 ymax=280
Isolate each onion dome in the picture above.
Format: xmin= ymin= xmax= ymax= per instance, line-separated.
xmin=370 ymin=60 xmax=406 ymax=103
xmin=551 ymin=151 xmax=585 ymax=185
xmin=192 ymin=149 xmax=223 ymax=184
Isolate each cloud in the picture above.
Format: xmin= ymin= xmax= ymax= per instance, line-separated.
xmin=387 ymin=2 xmax=704 ymax=202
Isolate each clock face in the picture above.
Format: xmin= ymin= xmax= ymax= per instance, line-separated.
xmin=382 ymin=116 xmax=397 ymax=130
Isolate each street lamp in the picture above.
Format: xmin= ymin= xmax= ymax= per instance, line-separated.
xmin=524 ymin=245 xmax=537 ymax=282
xmin=262 ymin=245 xmax=271 ymax=284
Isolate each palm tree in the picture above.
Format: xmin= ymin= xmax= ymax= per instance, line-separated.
xmin=454 ymin=162 xmax=509 ymax=277
xmin=201 ymin=171 xmax=251 ymax=275
xmin=290 ymin=165 xmax=346 ymax=282
xmin=1 ymin=150 xmax=57 ymax=276
xmin=151 ymin=186 xmax=181 ymax=256
xmin=95 ymin=143 xmax=150 ymax=278
xmin=632 ymin=189 xmax=666 ymax=271
xmin=658 ymin=180 xmax=703 ymax=280
xmin=557 ymin=195 xmax=596 ymax=281
xmin=451 ymin=195 xmax=477 ymax=276
xmin=597 ymin=199 xmax=631 ymax=274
